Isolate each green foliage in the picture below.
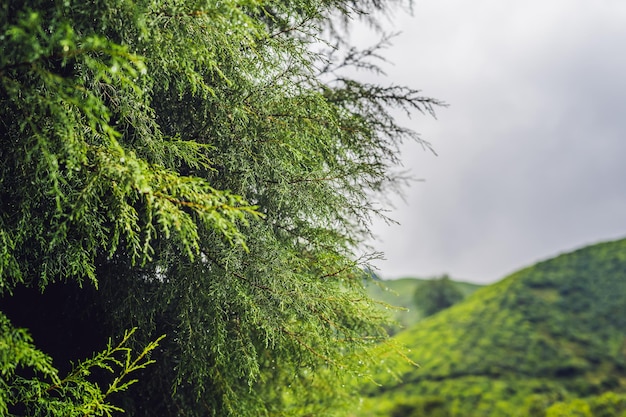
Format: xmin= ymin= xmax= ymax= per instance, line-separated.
xmin=546 ymin=399 xmax=592 ymax=417
xmin=365 ymin=277 xmax=481 ymax=333
xmin=359 ymin=238 xmax=626 ymax=417
xmin=413 ymin=275 xmax=465 ymax=317
xmin=545 ymin=392 xmax=626 ymax=417
xmin=1 ymin=0 xmax=440 ymax=416
xmin=0 ymin=0 xmax=263 ymax=292
xmin=389 ymin=396 xmax=448 ymax=417
xmin=0 ymin=313 xmax=162 ymax=416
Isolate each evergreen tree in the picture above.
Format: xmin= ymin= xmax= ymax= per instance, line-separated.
xmin=0 ymin=0 xmax=441 ymax=415
xmin=413 ymin=275 xmax=464 ymax=317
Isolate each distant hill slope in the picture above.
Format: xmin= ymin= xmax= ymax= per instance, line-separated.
xmin=359 ymin=238 xmax=626 ymax=417
xmin=365 ymin=277 xmax=482 ymax=333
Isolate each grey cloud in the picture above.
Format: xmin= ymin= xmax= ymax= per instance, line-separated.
xmin=364 ymin=0 xmax=626 ymax=283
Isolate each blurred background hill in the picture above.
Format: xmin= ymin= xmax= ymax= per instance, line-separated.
xmin=360 ymin=238 xmax=626 ymax=417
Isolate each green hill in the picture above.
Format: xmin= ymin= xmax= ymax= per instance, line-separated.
xmin=365 ymin=277 xmax=482 ymax=333
xmin=358 ymin=238 xmax=626 ymax=417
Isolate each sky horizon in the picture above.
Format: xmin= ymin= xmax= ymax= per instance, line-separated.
xmin=355 ymin=0 xmax=626 ymax=284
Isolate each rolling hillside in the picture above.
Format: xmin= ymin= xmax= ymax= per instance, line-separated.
xmin=359 ymin=238 xmax=626 ymax=417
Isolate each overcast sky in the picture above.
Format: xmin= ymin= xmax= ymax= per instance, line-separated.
xmin=356 ymin=0 xmax=626 ymax=284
